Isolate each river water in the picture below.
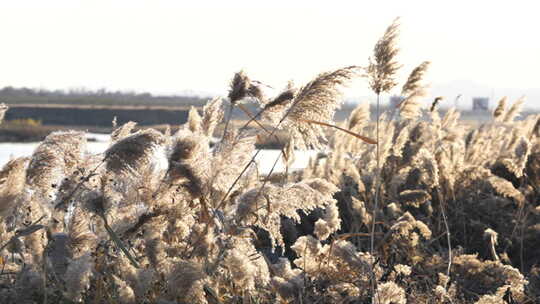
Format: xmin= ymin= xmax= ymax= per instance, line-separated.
xmin=0 ymin=133 xmax=316 ymax=174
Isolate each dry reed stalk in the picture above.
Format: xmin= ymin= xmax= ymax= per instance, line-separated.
xmin=215 ymin=66 xmax=360 ymax=212
xmin=2 ymin=18 xmax=540 ymax=303
xmin=223 ymin=71 xmax=267 ymax=141
xmin=298 ymin=118 xmax=377 ymax=145
xmin=236 ymin=104 xmax=271 ymax=134
xmin=366 ymin=18 xmax=401 ymax=299
xmin=208 ymin=66 xmax=361 ymax=262
xmin=234 ymin=82 xmax=297 ymax=143
xmin=235 ymin=103 xmax=296 ymax=175
xmin=222 ymin=71 xmax=248 ymax=141
xmin=435 ymin=188 xmax=453 ymax=279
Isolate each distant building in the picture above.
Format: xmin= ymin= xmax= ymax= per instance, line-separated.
xmin=472 ymin=97 xmax=489 ymax=111
xmin=389 ymin=95 xmax=405 ymax=107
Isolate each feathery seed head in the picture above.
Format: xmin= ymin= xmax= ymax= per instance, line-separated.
xmin=532 ymin=116 xmax=540 ymax=138
xmin=26 ymin=131 xmax=87 ymax=187
xmin=228 ymin=70 xmax=266 ymax=104
xmin=402 ymin=61 xmax=431 ymax=96
xmin=367 ymin=17 xmax=402 ymax=94
xmin=493 ymin=97 xmax=507 ymax=121
xmin=262 ymin=81 xmax=297 ymax=124
xmin=170 ymin=134 xmax=200 ymax=161
xmin=229 ymin=70 xmax=251 ymax=104
xmin=201 ymin=97 xmax=224 ymax=137
xmin=399 ymin=189 xmax=431 ymax=208
xmin=186 ymin=106 xmax=202 ymax=133
xmin=0 ymin=157 xmax=28 ymax=216
xmin=430 ymin=96 xmax=444 ymax=112
xmin=247 ymin=82 xmax=266 ymax=102
xmin=105 ymin=129 xmax=167 ymax=176
xmin=264 ymin=81 xmax=297 ymax=110
xmin=111 ymin=121 xmax=138 ymax=142
xmin=285 ymin=66 xmax=361 ymax=149
xmin=503 ymin=96 xmax=525 ymax=123
xmin=348 ymin=102 xmax=371 ymax=130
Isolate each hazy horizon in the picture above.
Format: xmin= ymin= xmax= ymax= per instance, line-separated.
xmin=1 ymin=1 xmax=539 ymax=108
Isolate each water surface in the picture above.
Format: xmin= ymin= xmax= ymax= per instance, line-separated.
xmin=0 ymin=134 xmax=316 ymax=175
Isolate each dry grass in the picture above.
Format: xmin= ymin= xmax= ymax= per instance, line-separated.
xmin=1 ymin=21 xmax=540 ymax=304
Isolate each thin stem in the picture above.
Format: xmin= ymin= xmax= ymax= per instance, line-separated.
xmin=55 ymin=160 xmax=105 ymax=210
xmin=245 ymin=149 xmax=284 ymax=225
xmin=237 ymin=107 xmax=266 ymax=136
xmin=298 ymin=118 xmax=377 ymax=145
xmin=0 ymin=222 xmax=45 ymax=253
xmin=221 ymin=102 xmax=234 ymax=141
xmin=520 ymin=214 xmax=527 ymax=273
xmin=101 ymin=214 xmax=140 ymax=268
xmin=370 ymin=94 xmax=381 ymax=252
xmin=215 ymin=95 xmax=305 ymax=211
xmin=236 ymin=104 xmax=292 ymax=173
xmin=42 ymin=252 xmax=47 ymax=304
xmin=370 ymin=92 xmax=381 ymax=298
xmin=236 ymin=104 xmax=271 ymax=134
xmin=436 ymin=188 xmax=452 ymax=278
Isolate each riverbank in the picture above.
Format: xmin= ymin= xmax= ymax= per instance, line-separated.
xmin=1 ymin=103 xmax=531 ymax=145
xmin=0 ymin=120 xmax=289 ymax=149
xmin=4 ymin=103 xmax=192 ymax=126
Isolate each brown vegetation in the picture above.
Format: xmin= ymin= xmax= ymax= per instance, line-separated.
xmin=1 ymin=21 xmax=539 ymax=304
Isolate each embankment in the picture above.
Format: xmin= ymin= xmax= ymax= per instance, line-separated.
xmin=4 ymin=104 xmax=191 ymax=127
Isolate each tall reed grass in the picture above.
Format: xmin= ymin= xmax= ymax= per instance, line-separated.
xmin=1 ymin=21 xmax=539 ymax=304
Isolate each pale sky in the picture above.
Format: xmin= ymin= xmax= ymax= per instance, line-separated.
xmin=1 ymin=1 xmax=539 ymax=107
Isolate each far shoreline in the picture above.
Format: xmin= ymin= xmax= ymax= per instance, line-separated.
xmin=0 ymin=123 xmax=289 ymax=150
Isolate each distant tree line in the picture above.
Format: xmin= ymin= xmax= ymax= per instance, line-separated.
xmin=0 ymin=86 xmax=210 ymax=107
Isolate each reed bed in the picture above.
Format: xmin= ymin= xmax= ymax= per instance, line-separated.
xmin=1 ymin=20 xmax=540 ymax=304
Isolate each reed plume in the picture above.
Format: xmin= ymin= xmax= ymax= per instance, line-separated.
xmin=503 ymin=97 xmax=525 ymax=123
xmin=105 ymin=129 xmax=167 ymax=178
xmin=366 ymin=19 xmax=401 ymax=291
xmin=430 ymin=96 xmax=444 ymax=112
xmin=348 ymin=102 xmax=371 ymax=130
xmin=401 ymin=61 xmax=430 ymax=96
xmin=26 ymin=131 xmax=87 ymax=206
xmin=0 ymin=18 xmax=539 ymax=303
xmin=111 ymin=121 xmax=137 ymax=142
xmin=284 ymin=66 xmax=360 ymax=149
xmin=228 ymin=70 xmax=251 ymax=104
xmin=228 ymin=70 xmax=265 ymax=104
xmin=397 ymin=61 xmax=431 ymax=117
xmin=264 ymin=82 xmax=297 ymax=110
xmin=200 ymin=97 xmax=224 ymax=137
xmin=367 ymin=18 xmax=401 ymax=95
xmin=261 ymin=81 xmax=297 ymax=125
xmin=493 ymin=97 xmax=507 ymax=121
xmin=0 ymin=157 xmax=28 ymax=216
xmin=187 ymin=106 xmax=202 ymax=133
xmin=168 ymin=130 xmax=210 ymax=198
